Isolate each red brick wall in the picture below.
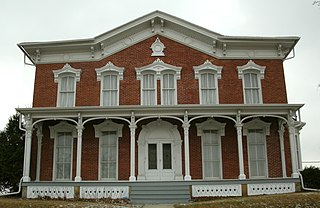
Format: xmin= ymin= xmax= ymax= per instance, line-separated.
xmin=32 ymin=35 xmax=287 ymax=107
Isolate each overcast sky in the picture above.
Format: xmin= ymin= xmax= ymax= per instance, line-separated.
xmin=0 ymin=0 xmax=319 ymax=166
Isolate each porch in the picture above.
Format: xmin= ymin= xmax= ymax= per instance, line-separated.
xmin=23 ymin=178 xmax=300 ymax=203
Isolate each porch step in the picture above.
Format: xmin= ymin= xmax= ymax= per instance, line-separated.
xmin=130 ymin=181 xmax=190 ymax=204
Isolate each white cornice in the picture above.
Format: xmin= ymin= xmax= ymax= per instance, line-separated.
xmin=193 ymin=60 xmax=223 ymax=79
xmin=237 ymin=60 xmax=266 ymax=79
xmin=18 ymin=11 xmax=299 ymax=65
xmin=53 ymin=64 xmax=82 ymax=83
xmin=95 ymin=61 xmax=125 ymax=81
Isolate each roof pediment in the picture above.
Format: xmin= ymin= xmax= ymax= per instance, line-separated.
xmin=18 ymin=10 xmax=299 ymax=64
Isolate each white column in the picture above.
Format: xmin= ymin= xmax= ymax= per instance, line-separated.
xmin=129 ymin=112 xmax=137 ymax=181
xmin=75 ymin=114 xmax=83 ymax=182
xmin=278 ymin=120 xmax=287 ymax=178
xmin=35 ymin=123 xmax=43 ymax=181
xmin=22 ymin=114 xmax=32 ymax=182
xmin=183 ymin=111 xmax=191 ymax=181
xmin=236 ymin=112 xmax=246 ymax=179
xmin=288 ymin=122 xmax=299 ymax=178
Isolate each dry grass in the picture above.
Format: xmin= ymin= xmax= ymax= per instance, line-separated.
xmin=0 ymin=192 xmax=320 ymax=208
xmin=175 ymin=192 xmax=320 ymax=208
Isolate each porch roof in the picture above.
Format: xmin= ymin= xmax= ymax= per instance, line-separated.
xmin=16 ymin=104 xmax=304 ymax=120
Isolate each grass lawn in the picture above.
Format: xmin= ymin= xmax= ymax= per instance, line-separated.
xmin=0 ymin=192 xmax=319 ymax=208
xmin=175 ymin=192 xmax=320 ymax=208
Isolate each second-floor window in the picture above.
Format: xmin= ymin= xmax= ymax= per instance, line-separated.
xmin=162 ymin=73 xmax=176 ymax=105
xmin=53 ymin=64 xmax=81 ymax=107
xmin=102 ymin=74 xmax=118 ymax=106
xmin=200 ymin=72 xmax=217 ymax=104
xmin=142 ymin=73 xmax=156 ymax=105
xmin=243 ymin=72 xmax=261 ymax=104
xmin=193 ymin=60 xmax=223 ymax=105
xmin=136 ymin=58 xmax=181 ymax=106
xmin=95 ymin=61 xmax=124 ymax=106
xmin=237 ymin=60 xmax=265 ymax=104
xmin=59 ymin=75 xmax=76 ymax=107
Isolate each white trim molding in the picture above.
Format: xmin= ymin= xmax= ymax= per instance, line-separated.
xmin=49 ymin=121 xmax=77 ymax=139
xmin=193 ymin=60 xmax=223 ymax=79
xmin=93 ymin=119 xmax=123 ymax=138
xmin=192 ymin=184 xmax=242 ymax=197
xmin=95 ymin=61 xmax=125 ymax=81
xmin=237 ymin=60 xmax=266 ymax=80
xmin=135 ymin=58 xmax=181 ymax=80
xmin=27 ymin=186 xmax=74 ymax=199
xmin=243 ymin=118 xmax=271 ymax=136
xmin=80 ymin=186 xmax=129 ymax=199
xmin=247 ymin=183 xmax=295 ymax=196
xmin=151 ymin=37 xmax=165 ymax=56
xmin=53 ymin=64 xmax=81 ymax=83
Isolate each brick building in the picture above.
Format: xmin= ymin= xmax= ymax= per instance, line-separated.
xmin=17 ymin=11 xmax=305 ymax=203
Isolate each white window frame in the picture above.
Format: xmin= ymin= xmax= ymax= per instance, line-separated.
xmin=95 ymin=61 xmax=124 ymax=106
xmin=136 ymin=58 xmax=181 ymax=105
xmin=141 ymin=72 xmax=157 ymax=105
xmin=237 ymin=60 xmax=265 ymax=104
xmin=243 ymin=118 xmax=271 ymax=179
xmin=93 ymin=120 xmax=123 ymax=181
xmin=49 ymin=121 xmax=77 ymax=181
xmin=193 ymin=60 xmax=223 ymax=104
xmin=196 ymin=118 xmax=226 ymax=179
xmin=53 ymin=64 xmax=81 ymax=107
xmin=160 ymin=72 xmax=178 ymax=105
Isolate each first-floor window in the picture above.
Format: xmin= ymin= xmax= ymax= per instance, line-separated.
xmin=100 ymin=131 xmax=117 ymax=180
xmin=55 ymin=132 xmax=73 ymax=180
xmin=202 ymin=130 xmax=221 ymax=179
xmin=248 ymin=129 xmax=267 ymax=178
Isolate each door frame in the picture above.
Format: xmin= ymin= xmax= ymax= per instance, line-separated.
xmin=137 ymin=119 xmax=183 ymax=181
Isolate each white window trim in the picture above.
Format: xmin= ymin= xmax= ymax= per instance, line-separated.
xmin=193 ymin=60 xmax=223 ymax=104
xmin=53 ymin=64 xmax=81 ymax=107
xmin=237 ymin=60 xmax=265 ymax=104
xmin=196 ymin=118 xmax=226 ymax=180
xmin=93 ymin=120 xmax=123 ymax=181
xmin=95 ymin=61 xmax=124 ymax=106
xmin=243 ymin=118 xmax=271 ymax=179
xmin=49 ymin=121 xmax=77 ymax=181
xmin=135 ymin=58 xmax=181 ymax=105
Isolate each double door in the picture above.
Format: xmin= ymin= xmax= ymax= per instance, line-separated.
xmin=146 ymin=141 xmax=174 ymax=180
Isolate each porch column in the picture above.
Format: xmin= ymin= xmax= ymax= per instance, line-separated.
xmin=183 ymin=111 xmax=191 ymax=180
xmin=35 ymin=123 xmax=43 ymax=181
xmin=236 ymin=112 xmax=246 ymax=179
xmin=75 ymin=114 xmax=83 ymax=182
xmin=278 ymin=120 xmax=287 ymax=178
xmin=129 ymin=112 xmax=137 ymax=181
xmin=22 ymin=114 xmax=32 ymax=182
xmin=288 ymin=115 xmax=299 ymax=178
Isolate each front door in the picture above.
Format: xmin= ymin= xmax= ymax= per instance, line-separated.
xmin=146 ymin=141 xmax=174 ymax=180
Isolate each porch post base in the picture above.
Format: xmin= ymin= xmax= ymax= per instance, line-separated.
xmin=75 ymin=176 xmax=82 ymax=182
xmin=238 ymin=174 xmax=246 ymax=179
xmin=184 ymin=175 xmax=191 ymax=181
xmin=129 ymin=176 xmax=136 ymax=181
xmin=22 ymin=176 xmax=31 ymax=182
xmin=292 ymin=172 xmax=299 ymax=178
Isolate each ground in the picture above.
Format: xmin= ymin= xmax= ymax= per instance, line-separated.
xmin=0 ymin=192 xmax=319 ymax=208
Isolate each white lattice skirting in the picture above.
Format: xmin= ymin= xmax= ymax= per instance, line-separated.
xmin=192 ymin=184 xmax=242 ymax=197
xmin=27 ymin=186 xmax=74 ymax=199
xmin=247 ymin=183 xmax=295 ymax=196
xmin=80 ymin=186 xmax=129 ymax=199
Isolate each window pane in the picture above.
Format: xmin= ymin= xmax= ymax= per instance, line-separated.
xmin=202 ymin=130 xmax=220 ymax=178
xmin=248 ymin=129 xmax=267 ymax=177
xmin=162 ymin=144 xmax=172 ymax=169
xmin=100 ymin=131 xmax=117 ymax=180
xmin=142 ymin=74 xmax=156 ymax=105
xmin=148 ymin=144 xmax=157 ymax=170
xmin=55 ymin=132 xmax=72 ymax=180
xmin=102 ymin=75 xmax=118 ymax=106
xmin=200 ymin=73 xmax=216 ymax=104
xmin=59 ymin=76 xmax=75 ymax=107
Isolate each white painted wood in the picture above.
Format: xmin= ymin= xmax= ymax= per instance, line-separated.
xmin=192 ymin=184 xmax=242 ymax=197
xmin=247 ymin=183 xmax=295 ymax=196
xmin=80 ymin=186 xmax=129 ymax=199
xmin=27 ymin=186 xmax=74 ymax=199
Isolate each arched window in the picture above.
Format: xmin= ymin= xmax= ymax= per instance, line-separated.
xmin=237 ymin=60 xmax=265 ymax=104
xmin=53 ymin=64 xmax=81 ymax=107
xmin=136 ymin=58 xmax=181 ymax=105
xmin=95 ymin=61 xmax=124 ymax=106
xmin=193 ymin=60 xmax=223 ymax=104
